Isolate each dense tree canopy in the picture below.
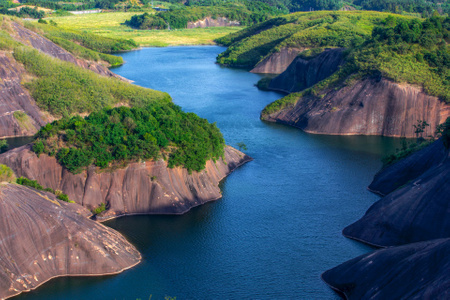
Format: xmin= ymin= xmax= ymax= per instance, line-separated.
xmin=32 ymin=105 xmax=225 ymax=173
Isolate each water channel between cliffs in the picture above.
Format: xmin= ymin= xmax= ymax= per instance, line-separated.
xmin=17 ymin=46 xmax=404 ymax=299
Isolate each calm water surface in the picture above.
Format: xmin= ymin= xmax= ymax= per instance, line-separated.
xmin=17 ymin=46 xmax=403 ymax=299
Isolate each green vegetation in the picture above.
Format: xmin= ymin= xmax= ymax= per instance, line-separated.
xmin=125 ymin=1 xmax=284 ymax=30
xmin=0 ymin=140 xmax=8 ymax=153
xmin=16 ymin=176 xmax=74 ymax=202
xmin=46 ymin=12 xmax=242 ymax=46
xmin=92 ymin=202 xmax=106 ymax=214
xmin=382 ymin=117 xmax=450 ymax=165
xmin=217 ymin=11 xmax=396 ymax=68
xmin=32 ymin=105 xmax=225 ymax=173
xmin=13 ymin=45 xmax=170 ymax=117
xmin=0 ymin=164 xmax=15 ymax=182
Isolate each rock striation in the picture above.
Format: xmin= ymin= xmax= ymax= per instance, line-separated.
xmin=0 ymin=53 xmax=48 ymax=138
xmin=0 ymin=145 xmax=252 ymax=220
xmin=0 ymin=183 xmax=141 ymax=300
xmin=187 ymin=17 xmax=240 ymax=29
xmin=267 ymin=48 xmax=345 ymax=93
xmin=343 ymin=138 xmax=450 ymax=247
xmin=263 ymin=78 xmax=450 ymax=138
xmin=250 ymin=47 xmax=304 ymax=74
xmin=321 ymin=238 xmax=450 ymax=300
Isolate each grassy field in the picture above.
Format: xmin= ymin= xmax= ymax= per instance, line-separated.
xmin=47 ymin=12 xmax=242 ymax=46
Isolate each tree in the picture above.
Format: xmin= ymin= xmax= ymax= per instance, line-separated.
xmin=413 ymin=120 xmax=429 ymax=141
xmin=237 ymin=142 xmax=247 ymax=151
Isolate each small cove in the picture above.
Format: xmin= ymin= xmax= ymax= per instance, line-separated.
xmin=16 ymin=46 xmax=403 ymax=299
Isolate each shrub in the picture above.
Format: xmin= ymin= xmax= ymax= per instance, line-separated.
xmin=0 ymin=164 xmax=15 ymax=183
xmin=16 ymin=176 xmax=74 ymax=202
xmin=92 ymin=202 xmax=106 ymax=215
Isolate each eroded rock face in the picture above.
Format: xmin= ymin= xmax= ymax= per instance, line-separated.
xmin=0 ymin=53 xmax=48 ymax=138
xmin=0 ymin=183 xmax=141 ymax=300
xmin=321 ymin=238 xmax=450 ymax=300
xmin=0 ymin=145 xmax=252 ymax=220
xmin=264 ymin=78 xmax=450 ymax=138
xmin=342 ymin=139 xmax=450 ymax=247
xmin=250 ymin=47 xmax=304 ymax=74
xmin=187 ymin=17 xmax=240 ymax=28
xmin=10 ymin=22 xmax=122 ymax=79
xmin=267 ymin=48 xmax=345 ymax=92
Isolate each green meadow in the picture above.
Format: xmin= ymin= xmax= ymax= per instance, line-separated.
xmin=47 ymin=12 xmax=242 ymax=46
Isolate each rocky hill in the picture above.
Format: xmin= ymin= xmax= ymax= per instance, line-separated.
xmin=0 ymin=183 xmax=141 ymax=299
xmin=217 ymin=12 xmax=450 ymax=138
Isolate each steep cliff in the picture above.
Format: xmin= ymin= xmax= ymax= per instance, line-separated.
xmin=0 ymin=145 xmax=252 ymax=220
xmin=0 ymin=183 xmax=141 ymax=300
xmin=187 ymin=17 xmax=240 ymax=28
xmin=266 ymin=48 xmax=345 ymax=93
xmin=263 ymin=78 xmax=450 ymax=138
xmin=322 ymin=238 xmax=450 ymax=300
xmin=0 ymin=53 xmax=48 ymax=137
xmin=342 ymin=138 xmax=450 ymax=247
xmin=250 ymin=48 xmax=303 ymax=74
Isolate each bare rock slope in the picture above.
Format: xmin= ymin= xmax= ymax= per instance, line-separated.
xmin=343 ymin=138 xmax=450 ymax=247
xmin=187 ymin=17 xmax=240 ymax=28
xmin=322 ymin=238 xmax=450 ymax=300
xmin=267 ymin=48 xmax=345 ymax=93
xmin=250 ymin=47 xmax=303 ymax=74
xmin=263 ymin=78 xmax=450 ymax=138
xmin=0 ymin=53 xmax=47 ymax=137
xmin=0 ymin=145 xmax=252 ymax=220
xmin=0 ymin=183 xmax=141 ymax=300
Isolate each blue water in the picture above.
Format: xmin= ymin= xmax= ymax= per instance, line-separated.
xmin=17 ymin=46 xmax=403 ymax=300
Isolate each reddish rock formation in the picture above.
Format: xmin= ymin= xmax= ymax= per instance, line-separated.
xmin=250 ymin=47 xmax=304 ymax=74
xmin=263 ymin=78 xmax=450 ymax=138
xmin=322 ymin=238 xmax=450 ymax=300
xmin=267 ymin=48 xmax=345 ymax=93
xmin=187 ymin=17 xmax=240 ymax=29
xmin=10 ymin=22 xmax=124 ymax=79
xmin=0 ymin=183 xmax=141 ymax=300
xmin=343 ymin=138 xmax=450 ymax=247
xmin=0 ymin=53 xmax=48 ymax=138
xmin=0 ymin=145 xmax=252 ymax=220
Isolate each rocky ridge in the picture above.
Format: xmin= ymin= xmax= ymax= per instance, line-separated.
xmin=0 ymin=145 xmax=252 ymax=220
xmin=263 ymin=77 xmax=450 ymax=138
xmin=322 ymin=136 xmax=450 ymax=297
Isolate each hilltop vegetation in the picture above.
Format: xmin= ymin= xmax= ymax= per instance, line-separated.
xmin=14 ymin=45 xmax=170 ymax=117
xmin=32 ymin=105 xmax=225 ymax=173
xmin=260 ymin=13 xmax=450 ymax=116
xmin=125 ymin=1 xmax=285 ymax=30
xmin=217 ymin=11 xmax=399 ymax=68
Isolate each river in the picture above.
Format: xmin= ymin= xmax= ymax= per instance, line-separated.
xmin=17 ymin=46 xmax=403 ymax=299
